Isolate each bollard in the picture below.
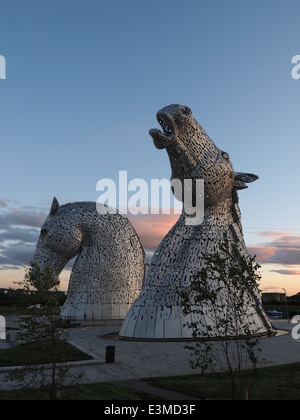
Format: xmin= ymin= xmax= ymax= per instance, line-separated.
xmin=105 ymin=345 xmax=115 ymax=363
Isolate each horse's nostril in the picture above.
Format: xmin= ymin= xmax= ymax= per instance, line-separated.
xmin=41 ymin=229 xmax=48 ymax=237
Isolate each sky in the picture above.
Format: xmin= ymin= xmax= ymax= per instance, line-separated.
xmin=0 ymin=0 xmax=300 ymax=295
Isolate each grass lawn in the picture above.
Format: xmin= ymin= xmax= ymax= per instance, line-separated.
xmin=145 ymin=362 xmax=300 ymax=400
xmin=3 ymin=363 xmax=300 ymax=400
xmin=0 ymin=383 xmax=158 ymax=400
xmin=0 ymin=340 xmax=158 ymax=400
xmin=0 ymin=340 xmax=93 ymax=367
xmin=0 ymin=306 xmax=24 ymax=315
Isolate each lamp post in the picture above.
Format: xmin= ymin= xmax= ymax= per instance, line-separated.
xmin=282 ymin=288 xmax=289 ymax=323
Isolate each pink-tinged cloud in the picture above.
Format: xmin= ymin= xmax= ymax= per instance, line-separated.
xmin=249 ymin=231 xmax=300 ymax=266
xmin=0 ymin=208 xmax=46 ymax=228
xmin=128 ymin=213 xmax=180 ymax=250
xmin=257 ymin=231 xmax=292 ymax=238
xmin=128 ymin=218 xmax=300 ymax=269
xmin=270 ymin=269 xmax=300 ymax=276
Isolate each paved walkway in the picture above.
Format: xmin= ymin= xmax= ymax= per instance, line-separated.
xmin=68 ymin=320 xmax=300 ymax=381
xmin=1 ymin=320 xmax=299 ymax=398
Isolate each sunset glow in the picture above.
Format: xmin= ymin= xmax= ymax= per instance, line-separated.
xmin=0 ymin=1 xmax=299 ymax=297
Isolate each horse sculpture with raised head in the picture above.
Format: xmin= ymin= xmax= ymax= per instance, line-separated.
xmin=120 ymin=104 xmax=273 ymax=340
xmin=33 ymin=198 xmax=146 ymax=322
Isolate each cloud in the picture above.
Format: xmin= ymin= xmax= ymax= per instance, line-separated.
xmin=0 ymin=199 xmax=20 ymax=208
xmin=0 ymin=203 xmax=178 ymax=271
xmin=0 ymin=226 xmax=40 ymax=243
xmin=128 ymin=212 xmax=180 ymax=250
xmin=128 ymin=219 xmax=300 ymax=271
xmin=1 ymin=202 xmax=299 ymax=280
xmin=1 ymin=241 xmax=36 ymax=264
xmin=257 ymin=231 xmax=287 ymax=238
xmin=0 ymin=204 xmax=47 ymax=270
xmin=0 ymin=265 xmax=21 ymax=271
xmin=0 ymin=241 xmax=36 ymax=269
xmin=0 ymin=208 xmax=46 ymax=228
xmin=249 ymin=231 xmax=300 ymax=267
xmin=0 ymin=242 xmax=36 ymax=268
xmin=270 ymin=269 xmax=300 ymax=276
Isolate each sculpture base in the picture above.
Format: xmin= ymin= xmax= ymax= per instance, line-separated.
xmin=119 ymin=303 xmax=275 ymax=341
xmin=119 ymin=329 xmax=277 ymax=342
xmin=61 ymin=317 xmax=124 ymax=327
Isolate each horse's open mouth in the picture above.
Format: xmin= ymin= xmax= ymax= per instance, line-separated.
xmin=149 ymin=114 xmax=174 ymax=149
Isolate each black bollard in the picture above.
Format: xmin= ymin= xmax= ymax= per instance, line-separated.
xmin=105 ymin=345 xmax=115 ymax=363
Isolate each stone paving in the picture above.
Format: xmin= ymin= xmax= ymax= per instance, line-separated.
xmin=66 ymin=320 xmax=300 ymax=384
xmin=0 ymin=319 xmax=299 ymax=393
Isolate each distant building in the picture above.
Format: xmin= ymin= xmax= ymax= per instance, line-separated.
xmin=262 ymin=292 xmax=286 ymax=303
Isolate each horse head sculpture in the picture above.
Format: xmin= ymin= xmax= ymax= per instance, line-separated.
xmin=33 ymin=198 xmax=146 ymax=322
xmin=120 ymin=104 xmax=273 ymax=340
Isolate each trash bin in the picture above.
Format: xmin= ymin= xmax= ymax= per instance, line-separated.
xmin=105 ymin=345 xmax=115 ymax=363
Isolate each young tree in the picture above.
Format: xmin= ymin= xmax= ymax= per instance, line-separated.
xmin=179 ymin=235 xmax=268 ymax=400
xmin=7 ymin=262 xmax=73 ymax=400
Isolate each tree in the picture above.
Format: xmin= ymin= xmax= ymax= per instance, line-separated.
xmin=6 ymin=262 xmax=74 ymax=400
xmin=179 ymin=235 xmax=267 ymax=400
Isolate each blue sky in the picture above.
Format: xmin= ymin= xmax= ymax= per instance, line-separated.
xmin=1 ymin=0 xmax=300 ymax=294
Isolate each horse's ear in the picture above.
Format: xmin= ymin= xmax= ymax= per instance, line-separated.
xmin=234 ymin=172 xmax=259 ymax=190
xmin=50 ymin=197 xmax=59 ymax=215
xmin=235 ymin=172 xmax=259 ymax=183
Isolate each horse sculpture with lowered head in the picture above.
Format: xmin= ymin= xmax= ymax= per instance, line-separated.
xmin=33 ymin=198 xmax=146 ymax=322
